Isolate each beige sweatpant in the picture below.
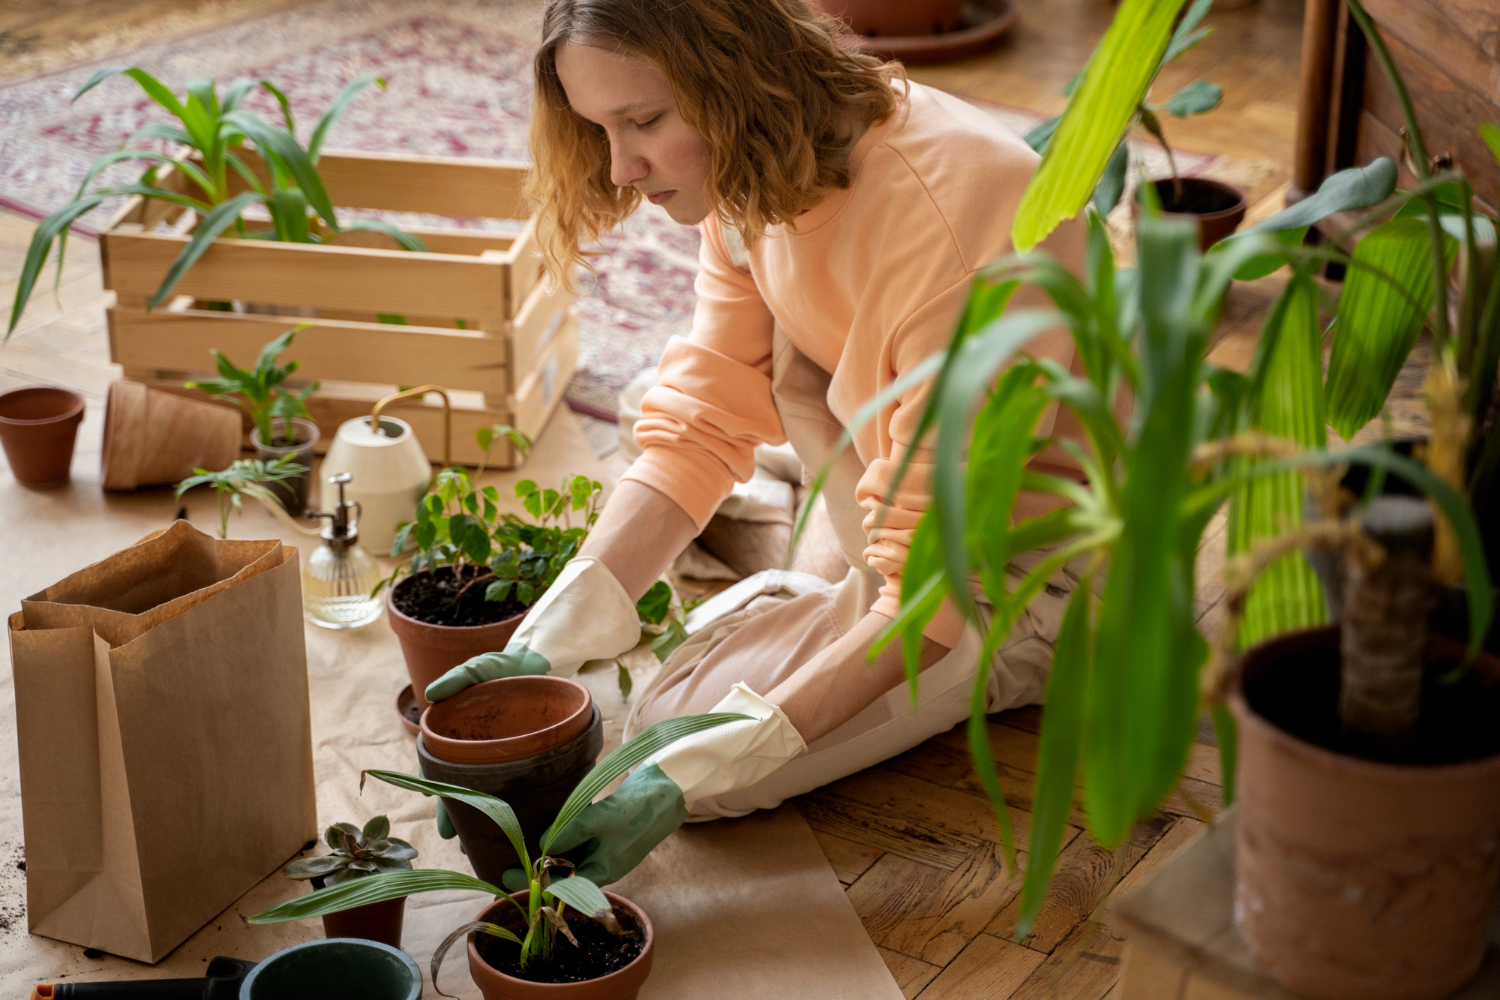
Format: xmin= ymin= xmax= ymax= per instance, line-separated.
xmin=624 ymin=552 xmax=1079 ymax=819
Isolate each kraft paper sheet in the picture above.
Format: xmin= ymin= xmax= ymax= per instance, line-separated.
xmin=0 ymin=408 xmax=901 ymax=999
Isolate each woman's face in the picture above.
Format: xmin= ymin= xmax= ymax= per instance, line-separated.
xmin=555 ymin=41 xmax=713 ymax=226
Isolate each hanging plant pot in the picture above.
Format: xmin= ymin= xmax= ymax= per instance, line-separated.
xmin=466 ymin=890 xmax=654 ymax=1000
xmin=251 ymin=416 xmax=320 ymax=514
xmin=0 ymin=386 xmax=85 ymax=489
xmin=1135 ymin=177 xmax=1248 ymax=251
xmin=1230 ymin=625 xmax=1500 ymax=1000
xmin=417 ymin=677 xmax=602 ymax=887
xmin=386 ymin=567 xmax=528 ymax=714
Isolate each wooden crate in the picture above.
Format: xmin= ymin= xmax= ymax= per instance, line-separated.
xmin=99 ymin=149 xmax=577 ymax=467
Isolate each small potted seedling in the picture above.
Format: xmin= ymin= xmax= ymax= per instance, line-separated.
xmin=175 ymin=455 xmax=308 ymax=538
xmin=250 ymin=713 xmax=746 ymax=1000
xmin=285 ymin=815 xmax=417 ymax=948
xmin=186 ymin=327 xmax=320 ymax=513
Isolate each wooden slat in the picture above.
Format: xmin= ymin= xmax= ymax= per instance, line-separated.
xmin=851 ymin=845 xmax=1027 ymax=967
xmin=513 ymin=310 xmax=578 ymax=444
xmin=809 ymin=828 xmax=881 ymax=885
xmin=877 ymin=947 xmax=942 ymax=1000
xmin=225 ymin=148 xmax=531 ymax=220
xmin=1008 ymin=920 xmax=1126 ymax=1000
xmin=1117 ymin=941 xmax=1190 ymax=1000
xmin=918 ymin=932 xmax=1048 ymax=1000
xmin=322 ymin=224 xmax=517 ymax=257
xmin=505 ymin=218 xmax=544 ymax=312
xmin=1096 ymin=818 xmax=1208 ymax=922
xmin=987 ymin=815 xmax=1171 ymax=953
xmin=108 ymin=306 xmax=508 ymax=394
xmin=100 ymin=230 xmax=508 ymax=317
xmin=509 ymin=273 xmax=571 ymax=390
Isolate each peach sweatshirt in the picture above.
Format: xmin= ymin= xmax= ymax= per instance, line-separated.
xmin=623 ymin=82 xmax=1084 ymax=648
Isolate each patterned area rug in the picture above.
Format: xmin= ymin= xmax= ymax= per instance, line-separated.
xmin=0 ymin=0 xmax=1216 ymax=418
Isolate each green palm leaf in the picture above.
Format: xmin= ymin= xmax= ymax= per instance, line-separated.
xmin=363 ymin=770 xmax=531 ymax=874
xmin=147 ymin=190 xmax=262 ymax=310
xmin=7 ymin=196 xmax=108 ymax=338
xmin=249 ymin=868 xmax=507 ymax=923
xmin=544 ymin=874 xmax=611 ymax=918
xmin=309 ymin=75 xmax=385 ymax=161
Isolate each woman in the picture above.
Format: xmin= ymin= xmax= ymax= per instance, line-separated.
xmin=428 ymin=0 xmax=1086 ymax=885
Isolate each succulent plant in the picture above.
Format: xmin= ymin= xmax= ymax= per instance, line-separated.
xmin=284 ymin=816 xmax=417 ymax=887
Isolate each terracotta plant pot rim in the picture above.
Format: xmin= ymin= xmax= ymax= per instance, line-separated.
xmin=1143 ymin=176 xmax=1249 ymax=223
xmin=1230 ymin=624 xmax=1500 ymax=782
xmin=0 ymin=386 xmax=85 ymax=426
xmin=420 ymin=676 xmax=594 ymax=765
xmin=468 ymin=890 xmax=653 ymax=991
xmin=386 ymin=576 xmax=528 ymax=635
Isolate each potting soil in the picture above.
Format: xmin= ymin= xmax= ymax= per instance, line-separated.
xmin=1156 ymin=179 xmax=1241 ymax=215
xmin=1247 ymin=643 xmax=1500 ymax=766
xmin=476 ymin=908 xmax=646 ymax=983
xmin=393 ymin=565 xmax=529 ymax=627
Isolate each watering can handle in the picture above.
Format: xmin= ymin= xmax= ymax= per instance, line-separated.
xmin=369 ymin=385 xmax=451 ymax=467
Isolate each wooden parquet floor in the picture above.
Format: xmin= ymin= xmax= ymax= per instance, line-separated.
xmin=0 ymin=0 xmax=1299 ymax=995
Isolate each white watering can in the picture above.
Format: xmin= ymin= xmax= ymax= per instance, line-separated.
xmin=319 ymin=385 xmax=451 ymax=554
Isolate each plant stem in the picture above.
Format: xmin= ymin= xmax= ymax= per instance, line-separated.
xmin=1343 ymin=0 xmax=1451 ymax=346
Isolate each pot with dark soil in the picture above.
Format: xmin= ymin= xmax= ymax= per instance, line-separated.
xmin=468 ymin=890 xmax=653 ymax=1000
xmin=1231 ymin=496 xmax=1500 ymax=1000
xmin=284 ymin=815 xmax=417 ymax=949
xmin=1137 ymin=177 xmax=1248 ymax=250
xmin=251 ymin=416 xmax=320 ymax=514
xmin=388 ymin=566 xmax=529 ymax=713
xmin=380 ymin=456 xmax=605 ymax=715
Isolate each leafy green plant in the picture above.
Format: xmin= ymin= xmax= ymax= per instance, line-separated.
xmin=248 ymin=713 xmax=748 ymax=985
xmin=286 ymin=816 xmax=417 ymax=886
xmin=377 ymin=424 xmax=605 ymax=613
xmin=1023 ymin=0 xmax=1221 ymax=217
xmin=175 ymin=455 xmax=308 ymax=537
xmin=186 ymin=327 xmax=318 ymax=446
xmin=7 ymin=69 xmax=424 ymax=338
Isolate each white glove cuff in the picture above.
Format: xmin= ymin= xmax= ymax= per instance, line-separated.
xmin=647 ymin=683 xmax=808 ymax=809
xmin=511 ymin=556 xmax=640 ymax=677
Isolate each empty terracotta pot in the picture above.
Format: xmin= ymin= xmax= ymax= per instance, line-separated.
xmin=310 ymin=876 xmax=407 ymax=949
xmin=101 ymin=380 xmax=243 ymax=490
xmin=467 ymin=891 xmax=654 ymax=1000
xmin=387 ymin=580 xmax=526 ymax=712
xmin=0 ymin=385 xmax=85 ymax=489
xmin=1231 ymin=626 xmax=1500 ymax=1000
xmin=815 ymin=0 xmax=962 ymax=37
xmin=417 ymin=707 xmax=602 ymax=887
xmin=421 ymin=676 xmax=594 ymax=765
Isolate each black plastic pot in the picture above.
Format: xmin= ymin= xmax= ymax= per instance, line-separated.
xmin=417 ymin=705 xmax=603 ymax=886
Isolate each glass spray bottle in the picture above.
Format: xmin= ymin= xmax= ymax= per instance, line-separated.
xmin=303 ymin=472 xmax=383 ymax=629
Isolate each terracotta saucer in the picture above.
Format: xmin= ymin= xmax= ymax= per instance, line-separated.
xmin=396 ymin=684 xmax=421 ymax=736
xmin=849 ymin=0 xmax=1017 ymax=64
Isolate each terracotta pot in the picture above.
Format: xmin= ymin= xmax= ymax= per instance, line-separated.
xmin=816 ymin=0 xmax=962 ymax=37
xmin=1135 ymin=177 xmax=1249 ymax=251
xmin=239 ymin=938 xmax=422 ymax=1000
xmin=0 ymin=386 xmax=84 ymax=489
xmin=1230 ymin=625 xmax=1500 ymax=1000
xmin=310 ymin=875 xmax=407 ymax=948
xmin=467 ymin=891 xmax=654 ymax=1000
xmin=251 ymin=416 xmax=319 ymax=514
xmin=387 ymin=577 xmax=526 ymax=711
xmin=417 ymin=707 xmax=602 ymax=887
xmin=100 ymin=380 xmax=243 ymax=490
xmin=421 ymin=676 xmax=594 ymax=765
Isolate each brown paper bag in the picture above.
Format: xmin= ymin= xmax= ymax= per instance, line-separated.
xmin=8 ymin=520 xmax=316 ymax=962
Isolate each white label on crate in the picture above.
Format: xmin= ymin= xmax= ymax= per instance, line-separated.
xmin=538 ymin=309 xmax=564 ymax=352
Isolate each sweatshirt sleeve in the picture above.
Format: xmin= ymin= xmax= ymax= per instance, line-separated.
xmin=858 ymin=214 xmax=1088 ymax=648
xmin=621 ymin=217 xmax=785 ymax=529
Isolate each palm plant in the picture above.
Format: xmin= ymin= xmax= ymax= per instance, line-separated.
xmin=792 ymin=0 xmax=1498 ymax=943
xmin=175 ymin=455 xmax=308 ymax=538
xmin=7 ymin=69 xmax=425 ymax=338
xmin=248 ymin=713 xmax=746 ymax=988
xmin=186 ymin=327 xmax=318 ymax=447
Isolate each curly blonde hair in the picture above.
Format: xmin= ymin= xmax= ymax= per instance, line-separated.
xmin=527 ymin=0 xmax=904 ymax=287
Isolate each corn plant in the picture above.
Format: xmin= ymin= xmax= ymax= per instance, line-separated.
xmin=249 ymin=713 xmax=748 ymax=988
xmin=7 ymin=69 xmax=424 ymax=339
xmin=1023 ymin=0 xmax=1222 ymax=216
xmin=185 ymin=327 xmax=317 ymax=446
xmin=285 ymin=816 xmax=417 ymax=886
xmin=175 ymin=455 xmax=307 ymax=538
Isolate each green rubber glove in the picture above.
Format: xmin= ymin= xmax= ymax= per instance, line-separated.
xmin=541 ymin=763 xmax=688 ymax=887
xmin=424 ymin=643 xmax=549 ymax=703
